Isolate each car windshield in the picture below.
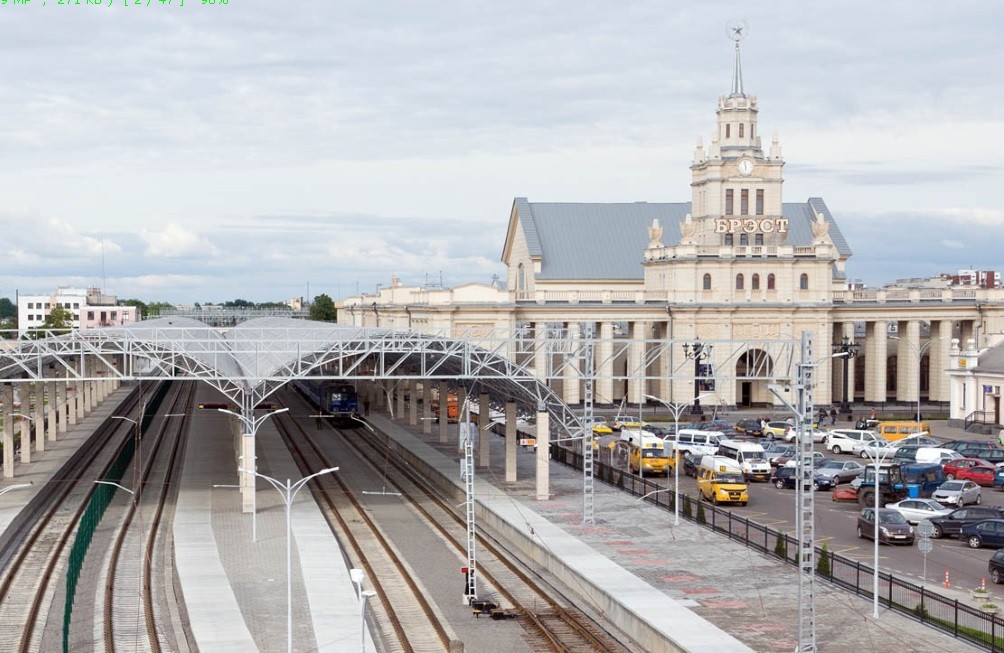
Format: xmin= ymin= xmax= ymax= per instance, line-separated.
xmin=940 ymin=481 xmax=965 ymax=491
xmin=822 ymin=461 xmax=844 ymax=470
xmin=642 ymin=450 xmax=664 ymax=459
xmin=746 ymin=451 xmax=766 ymax=461
xmin=879 ymin=512 xmax=908 ymax=524
xmin=719 ymin=474 xmax=745 ymax=484
xmin=925 ymin=500 xmax=948 ymax=510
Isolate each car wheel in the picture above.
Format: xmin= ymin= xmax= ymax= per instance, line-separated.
xmin=932 ymin=524 xmax=944 ymax=539
xmin=813 ymin=481 xmax=822 ymax=491
xmin=775 ymin=480 xmax=785 ymax=489
xmin=993 ymin=569 xmax=1002 ymax=584
xmin=946 ymin=473 xmax=955 ymax=481
xmin=860 ymin=451 xmax=869 ymax=459
xmin=856 ymin=526 xmax=864 ymax=539
xmin=832 ymin=445 xmax=842 ymax=455
xmin=969 ymin=535 xmax=983 ymax=549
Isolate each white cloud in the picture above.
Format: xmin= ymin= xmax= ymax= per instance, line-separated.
xmin=140 ymin=224 xmax=220 ymax=259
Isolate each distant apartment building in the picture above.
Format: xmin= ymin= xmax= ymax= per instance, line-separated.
xmin=17 ymin=287 xmax=139 ymax=333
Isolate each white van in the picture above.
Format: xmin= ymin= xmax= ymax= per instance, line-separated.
xmin=915 ymin=447 xmax=962 ymax=465
xmin=619 ymin=428 xmax=663 ymax=449
xmin=667 ymin=429 xmax=723 ymax=458
xmin=717 ymin=440 xmax=772 ymax=482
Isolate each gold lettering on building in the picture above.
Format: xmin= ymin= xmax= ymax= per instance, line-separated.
xmin=714 ymin=218 xmax=789 ymax=234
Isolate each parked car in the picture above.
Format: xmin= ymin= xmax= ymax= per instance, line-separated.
xmin=779 ymin=451 xmax=827 ymax=468
xmin=944 ymin=458 xmax=998 ymax=486
xmin=990 ymin=549 xmax=1004 ymax=584
xmin=641 ymin=424 xmax=673 ymax=438
xmin=771 ymin=465 xmax=836 ymax=491
xmin=682 ymin=452 xmax=702 ymax=478
xmin=763 ymin=443 xmax=795 ymax=467
xmin=734 ymin=419 xmax=765 ymax=437
xmin=943 ymin=440 xmax=998 ymax=456
xmin=856 ymin=507 xmax=915 ymax=545
xmin=824 ymin=429 xmax=881 ymax=455
xmin=855 ymin=418 xmax=881 ymax=431
xmin=963 ymin=447 xmax=1004 ymax=467
xmin=893 ymin=433 xmax=941 ymax=448
xmin=885 ymin=498 xmax=954 ymax=524
xmin=783 ymin=427 xmax=828 ymax=444
xmin=584 ymin=417 xmax=613 ymax=435
xmin=815 ymin=459 xmax=865 ymax=484
xmin=961 ymin=519 xmax=1004 ymax=549
xmin=931 ymin=480 xmax=982 ymax=507
xmin=858 ymin=438 xmax=897 ymax=460
xmin=925 ymin=507 xmax=1004 ymax=539
xmin=612 ymin=415 xmax=646 ymax=431
xmin=762 ymin=421 xmax=792 ymax=439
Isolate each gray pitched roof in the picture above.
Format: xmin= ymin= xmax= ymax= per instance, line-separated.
xmin=512 ymin=197 xmax=851 ymax=281
xmin=975 ymin=341 xmax=1004 ymax=374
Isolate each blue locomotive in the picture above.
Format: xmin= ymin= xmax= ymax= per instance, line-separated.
xmin=294 ymin=378 xmax=359 ymax=425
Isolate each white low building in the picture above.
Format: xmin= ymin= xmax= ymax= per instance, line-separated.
xmin=17 ymin=287 xmax=139 ymax=334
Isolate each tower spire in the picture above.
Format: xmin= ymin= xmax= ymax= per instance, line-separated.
xmin=731 ymin=40 xmax=745 ymax=98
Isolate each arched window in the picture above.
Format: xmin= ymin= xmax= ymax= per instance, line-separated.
xmin=799 ymin=273 xmax=809 ymax=290
xmin=517 ymin=263 xmax=526 ymax=291
xmin=739 ymin=123 xmax=744 ymax=138
xmin=767 ymin=274 xmax=776 ymax=290
xmin=735 ymin=274 xmax=744 ymax=290
xmin=703 ymin=274 xmax=712 ymax=290
xmin=751 ymin=274 xmax=760 ymax=290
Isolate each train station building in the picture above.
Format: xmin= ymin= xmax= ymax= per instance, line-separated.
xmin=341 ymin=41 xmax=1004 ymax=423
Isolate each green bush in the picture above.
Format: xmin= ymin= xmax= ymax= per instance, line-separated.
xmin=912 ymin=602 xmax=929 ymax=620
xmin=774 ymin=531 xmax=787 ymax=559
xmin=816 ymin=542 xmax=831 ymax=576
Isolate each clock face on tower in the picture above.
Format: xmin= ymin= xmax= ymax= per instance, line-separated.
xmin=738 ymin=159 xmax=754 ymax=176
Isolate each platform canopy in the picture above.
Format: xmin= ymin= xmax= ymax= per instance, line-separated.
xmin=0 ymin=317 xmax=581 ymax=435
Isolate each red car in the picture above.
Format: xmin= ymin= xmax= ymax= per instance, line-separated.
xmin=944 ymin=458 xmax=998 ymax=486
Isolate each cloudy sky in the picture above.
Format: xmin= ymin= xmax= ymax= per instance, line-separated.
xmin=0 ymin=1 xmax=1001 ymax=304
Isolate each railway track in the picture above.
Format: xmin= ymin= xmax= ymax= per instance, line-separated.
xmin=99 ymin=380 xmax=195 ymax=653
xmin=0 ymin=381 xmax=161 ymax=652
xmin=277 ymin=389 xmax=633 ymax=653
xmin=273 ymin=403 xmax=453 ymax=653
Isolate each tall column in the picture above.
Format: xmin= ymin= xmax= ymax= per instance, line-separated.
xmin=74 ymin=362 xmax=85 ymax=423
xmin=865 ymin=321 xmax=888 ymax=403
xmin=897 ymin=320 xmax=921 ymax=404
xmin=33 ymin=382 xmax=44 ymax=453
xmin=504 ymin=401 xmax=517 ymax=483
xmin=2 ymin=384 xmax=14 ymax=478
xmin=931 ymin=320 xmax=954 ymax=402
xmin=376 ymin=381 xmax=386 ymax=408
xmin=656 ymin=321 xmax=672 ymax=401
xmin=843 ymin=322 xmax=857 ymax=406
xmin=57 ymin=375 xmax=69 ymax=432
xmin=960 ymin=320 xmax=976 ymax=350
xmin=46 ymin=372 xmax=58 ymax=441
xmin=438 ymin=381 xmax=449 ymax=444
xmin=535 ymin=409 xmax=550 ymax=501
xmin=241 ymin=433 xmax=256 ymax=513
xmin=19 ymin=393 xmax=31 ymax=464
xmin=534 ymin=321 xmax=549 ymax=381
xmin=396 ymin=383 xmax=405 ymax=419
xmin=478 ymin=393 xmax=491 ymax=468
xmin=408 ymin=382 xmax=418 ymax=426
xmin=456 ymin=386 xmax=468 ymax=452
xmin=596 ymin=322 xmax=614 ymax=405
xmin=627 ymin=322 xmax=648 ymax=405
xmin=562 ymin=323 xmax=581 ymax=406
xmin=422 ymin=383 xmax=433 ymax=434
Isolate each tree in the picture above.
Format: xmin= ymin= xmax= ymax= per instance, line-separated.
xmin=146 ymin=302 xmax=175 ymax=317
xmin=309 ymin=294 xmax=337 ymax=322
xmin=42 ymin=305 xmax=73 ymax=330
xmin=121 ymin=298 xmax=149 ymax=318
xmin=0 ymin=297 xmax=14 ymax=320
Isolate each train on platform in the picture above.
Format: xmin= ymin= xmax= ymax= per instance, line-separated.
xmin=293 ymin=378 xmax=359 ymax=425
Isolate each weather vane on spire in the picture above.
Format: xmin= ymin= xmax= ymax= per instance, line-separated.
xmin=726 ymin=20 xmax=749 ymax=98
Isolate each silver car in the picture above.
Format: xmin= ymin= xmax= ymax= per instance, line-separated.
xmin=885 ymin=498 xmax=954 ymax=524
xmin=815 ymin=459 xmax=866 ymax=484
xmin=932 ymin=480 xmax=982 ymax=507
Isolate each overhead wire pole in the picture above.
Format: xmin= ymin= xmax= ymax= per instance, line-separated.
xmin=460 ymin=399 xmax=478 ymax=603
xmin=581 ymin=324 xmax=595 ymax=525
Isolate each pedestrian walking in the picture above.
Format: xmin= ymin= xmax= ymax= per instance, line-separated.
xmin=869 ymin=407 xmax=877 ymax=420
xmin=830 ymin=407 xmax=837 ymax=426
xmin=363 ymin=398 xmax=371 ymax=416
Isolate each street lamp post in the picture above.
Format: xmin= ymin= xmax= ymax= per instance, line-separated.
xmin=238 ymin=466 xmax=339 ymax=653
xmin=889 ymin=336 xmax=944 ymax=423
xmin=0 ymin=482 xmax=32 ymax=499
xmin=830 ymin=336 xmax=860 ymax=413
xmin=859 ymin=441 xmax=896 ymax=619
xmin=681 ymin=341 xmax=713 ymax=415
xmin=645 ymin=393 xmax=711 ymax=526
xmin=349 ymin=568 xmax=377 ymax=653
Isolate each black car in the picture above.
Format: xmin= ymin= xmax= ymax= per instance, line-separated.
xmin=943 ymin=441 xmax=998 ymax=456
xmin=735 ymin=419 xmax=764 ymax=438
xmin=990 ymin=549 xmax=1004 ymax=584
xmin=927 ymin=506 xmax=1004 ymax=539
xmin=682 ymin=452 xmax=701 ymax=478
xmin=966 ymin=447 xmax=1004 ymax=466
xmin=771 ymin=465 xmax=836 ymax=491
xmin=642 ymin=424 xmax=673 ymax=438
xmin=855 ymin=418 xmax=881 ymax=431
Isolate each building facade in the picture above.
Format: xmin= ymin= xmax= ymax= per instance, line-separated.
xmin=342 ymin=42 xmax=1004 ymax=419
xmin=17 ymin=287 xmax=139 ymax=333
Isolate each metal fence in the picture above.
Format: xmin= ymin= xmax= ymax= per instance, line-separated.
xmin=550 ymin=444 xmax=1004 ymax=652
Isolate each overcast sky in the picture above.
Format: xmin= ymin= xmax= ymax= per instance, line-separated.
xmin=0 ymin=1 xmax=1001 ymax=304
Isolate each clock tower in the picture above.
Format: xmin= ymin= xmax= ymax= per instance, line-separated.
xmin=689 ymin=29 xmax=786 ymax=246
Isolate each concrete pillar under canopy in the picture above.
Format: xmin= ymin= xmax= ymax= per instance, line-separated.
xmin=536 ymin=410 xmax=550 ymax=501
xmin=505 ymin=401 xmax=517 ymax=483
xmin=478 ymin=393 xmax=491 ymax=468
